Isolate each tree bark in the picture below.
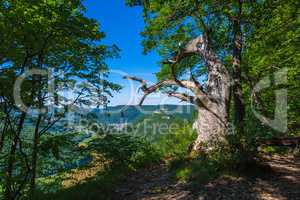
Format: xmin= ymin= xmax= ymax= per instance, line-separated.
xmin=30 ymin=54 xmax=44 ymax=197
xmin=0 ymin=104 xmax=11 ymax=152
xmin=232 ymin=0 xmax=245 ymax=134
xmin=193 ymin=107 xmax=228 ymax=151
xmin=5 ymin=112 xmax=26 ymax=200
xmin=30 ymin=113 xmax=42 ymax=197
xmin=0 ymin=118 xmax=8 ymax=152
xmin=192 ymin=59 xmax=230 ymax=152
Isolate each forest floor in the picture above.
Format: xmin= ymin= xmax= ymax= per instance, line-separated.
xmin=112 ymin=155 xmax=300 ymax=200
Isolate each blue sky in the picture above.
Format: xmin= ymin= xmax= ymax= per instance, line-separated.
xmin=84 ymin=0 xmax=182 ymax=106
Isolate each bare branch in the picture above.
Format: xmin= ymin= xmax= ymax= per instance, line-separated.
xmin=123 ymin=76 xmax=147 ymax=91
xmin=124 ymin=33 xmax=227 ymax=108
xmin=161 ymin=35 xmax=210 ymax=96
xmin=165 ymin=34 xmax=224 ymax=73
xmin=163 ymin=36 xmax=206 ymax=65
xmin=138 ymin=93 xmax=150 ymax=106
xmin=168 ymin=92 xmax=196 ymax=104
xmin=124 ymin=76 xmax=176 ymax=105
xmin=39 ymin=89 xmax=85 ymax=136
xmin=124 ymin=75 xmax=209 ymax=106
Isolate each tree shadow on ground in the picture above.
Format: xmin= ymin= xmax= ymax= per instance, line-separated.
xmin=35 ymin=165 xmax=129 ymax=200
xmin=113 ymin=155 xmax=300 ymax=200
xmin=189 ymin=155 xmax=300 ymax=200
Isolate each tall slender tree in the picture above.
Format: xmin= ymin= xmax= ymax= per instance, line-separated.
xmin=231 ymin=0 xmax=245 ymax=134
xmin=0 ymin=0 xmax=121 ymax=199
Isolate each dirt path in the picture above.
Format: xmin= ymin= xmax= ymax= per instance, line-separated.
xmin=112 ymin=155 xmax=300 ymax=200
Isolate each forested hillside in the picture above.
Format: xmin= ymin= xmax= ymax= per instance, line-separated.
xmin=0 ymin=0 xmax=299 ymax=200
xmin=92 ymin=105 xmax=196 ymax=124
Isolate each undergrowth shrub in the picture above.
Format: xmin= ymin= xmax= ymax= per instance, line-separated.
xmin=153 ymin=123 xmax=197 ymax=160
xmin=168 ymin=132 xmax=264 ymax=184
xmin=87 ymin=134 xmax=161 ymax=169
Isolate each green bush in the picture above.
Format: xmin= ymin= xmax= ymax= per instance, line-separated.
xmin=87 ymin=134 xmax=161 ymax=169
xmin=153 ymin=123 xmax=196 ymax=160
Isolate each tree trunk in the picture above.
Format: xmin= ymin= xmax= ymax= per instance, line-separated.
xmin=193 ymin=107 xmax=228 ymax=151
xmin=0 ymin=121 xmax=7 ymax=151
xmin=232 ymin=0 xmax=245 ymax=134
xmin=5 ymin=112 xmax=26 ymax=200
xmin=30 ymin=114 xmax=42 ymax=198
xmin=0 ymin=104 xmax=10 ymax=152
xmin=192 ymin=60 xmax=230 ymax=152
xmin=30 ymin=65 xmax=43 ymax=197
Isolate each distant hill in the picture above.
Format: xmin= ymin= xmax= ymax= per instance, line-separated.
xmin=90 ymin=105 xmax=196 ymax=124
xmin=23 ymin=105 xmax=196 ymax=133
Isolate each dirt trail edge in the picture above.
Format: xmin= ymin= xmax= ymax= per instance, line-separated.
xmin=112 ymin=155 xmax=300 ymax=200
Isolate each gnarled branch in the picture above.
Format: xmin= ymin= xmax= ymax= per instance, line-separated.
xmin=168 ymin=92 xmax=196 ymax=104
xmin=124 ymin=34 xmax=227 ymax=108
xmin=124 ymin=75 xmax=207 ymax=106
xmin=162 ymin=34 xmax=218 ymax=97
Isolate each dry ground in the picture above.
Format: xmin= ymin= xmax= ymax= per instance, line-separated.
xmin=112 ymin=155 xmax=300 ymax=200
